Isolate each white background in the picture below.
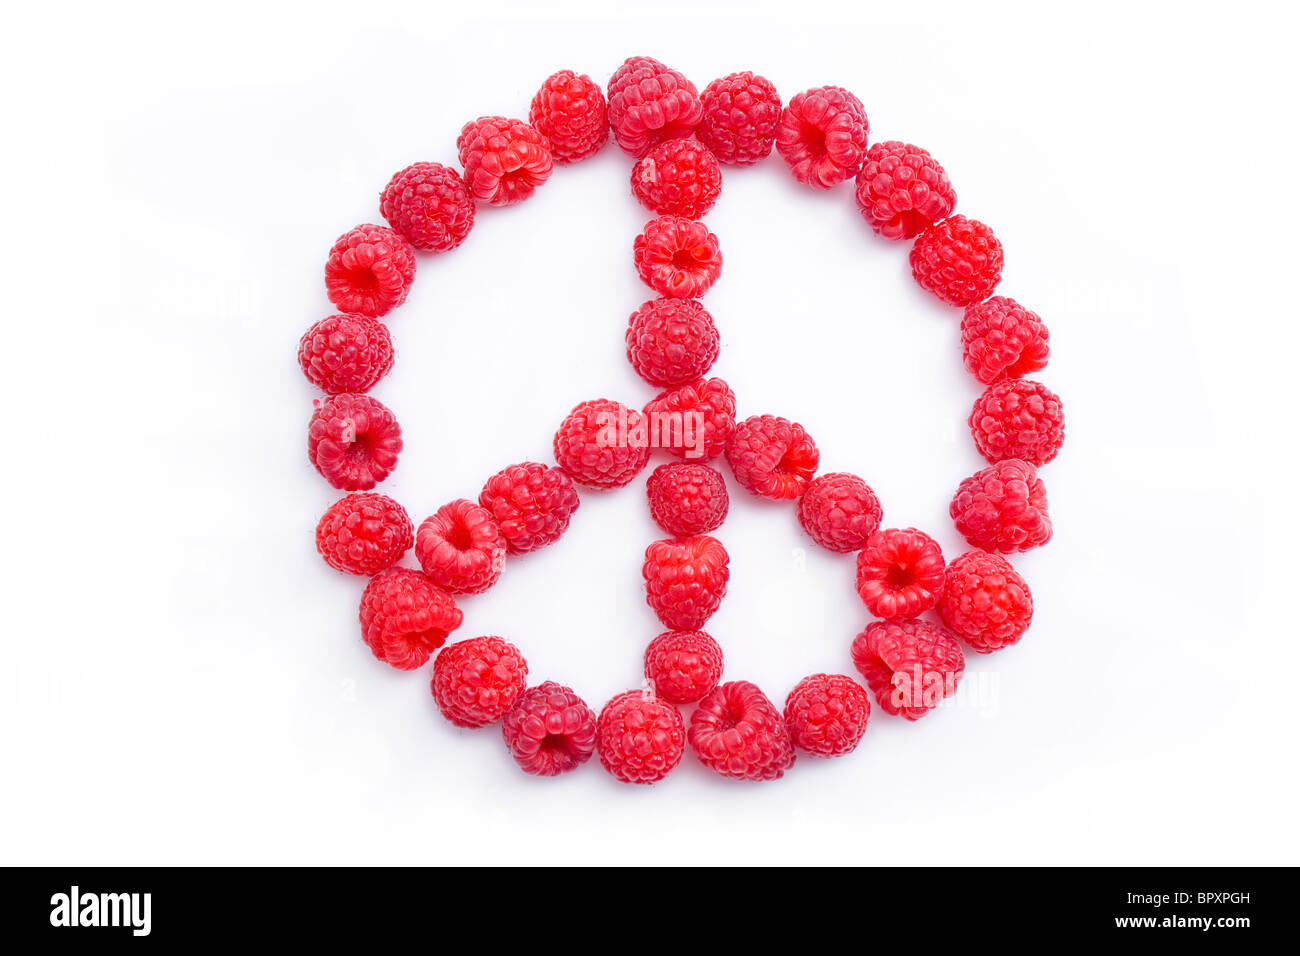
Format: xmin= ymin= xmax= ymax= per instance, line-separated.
xmin=2 ymin=0 xmax=1296 ymax=865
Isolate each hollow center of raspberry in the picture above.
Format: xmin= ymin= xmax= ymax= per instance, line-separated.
xmin=798 ymin=122 xmax=827 ymax=158
xmin=885 ymin=563 xmax=915 ymax=588
xmin=410 ymin=626 xmax=448 ymax=650
xmin=444 ymin=522 xmax=475 ymax=551
xmin=343 ymin=266 xmax=379 ymax=294
xmin=539 ymin=733 xmax=572 ymax=754
xmin=670 ymin=249 xmax=698 ymax=271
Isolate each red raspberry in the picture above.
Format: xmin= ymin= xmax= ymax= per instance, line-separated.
xmin=854 ymin=527 xmax=946 ymax=619
xmin=501 ymin=681 xmax=596 ymax=776
xmin=553 ymin=398 xmax=651 ymax=488
xmin=854 ymin=141 xmax=956 ymax=240
xmin=950 ymin=458 xmax=1052 ymax=553
xmin=688 ymin=681 xmax=795 ymax=781
xmin=478 ymin=461 xmax=580 ymax=554
xmin=595 ymin=690 xmax=686 ymax=784
xmin=430 ymin=636 xmax=528 ymax=728
xmin=851 ymin=620 xmax=964 ymax=720
xmin=298 ymin=313 xmax=394 ymax=395
xmin=358 ymin=568 xmax=462 ymax=671
xmin=725 ymin=415 xmax=820 ymax=499
xmin=631 ymin=138 xmax=722 ymax=218
xmin=910 ymin=215 xmax=1004 ymax=307
xmin=456 ymin=116 xmax=553 ymax=206
xmin=970 ymin=379 xmax=1065 ymax=466
xmin=698 ymin=71 xmax=782 ymax=166
xmin=961 ymin=296 xmax=1051 ymax=384
xmin=643 ymin=377 xmax=736 ymax=461
xmin=797 ymin=472 xmax=882 ymax=553
xmin=633 ymin=216 xmax=723 ymax=299
xmin=315 ymin=492 xmax=412 ymax=575
xmin=606 ymin=56 xmax=704 ymax=157
xmin=625 ymin=299 xmax=720 ymax=387
xmin=646 ymin=462 xmax=729 ymax=536
xmin=308 ymin=393 xmax=402 ymax=491
xmin=529 ymin=70 xmax=609 ymax=163
xmin=324 ymin=224 xmax=416 ymax=319
xmin=938 ymin=550 xmax=1033 ymax=652
xmin=415 ymin=499 xmax=507 ymax=594
xmin=775 ymin=86 xmax=869 ymax=189
xmin=643 ymin=629 xmax=724 ymax=705
xmin=783 ymin=674 xmax=871 ymax=756
xmin=643 ymin=535 xmax=729 ymax=631
xmin=379 ymin=162 xmax=475 ymax=252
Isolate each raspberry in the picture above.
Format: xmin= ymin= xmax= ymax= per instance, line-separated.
xmin=783 ymin=674 xmax=871 ymax=756
xmin=854 ymin=141 xmax=956 ymax=240
xmin=797 ymin=472 xmax=882 ymax=552
xmin=643 ymin=535 xmax=729 ymax=631
xmin=633 ymin=216 xmax=723 ymax=299
xmin=501 ymin=681 xmax=596 ymax=776
xmin=970 ymin=379 xmax=1065 ymax=466
xmin=478 ymin=461 xmax=580 ymax=554
xmin=298 ymin=313 xmax=394 ymax=395
xmin=688 ymin=681 xmax=795 ymax=781
xmin=625 ymin=299 xmax=720 ymax=387
xmin=308 ymin=393 xmax=403 ymax=491
xmin=358 ymin=568 xmax=462 ymax=670
xmin=725 ymin=415 xmax=820 ymax=499
xmin=950 ymin=458 xmax=1052 ymax=553
xmin=456 ymin=116 xmax=553 ymax=206
xmin=430 ymin=636 xmax=528 ymax=728
xmin=315 ymin=492 xmax=412 ymax=576
xmin=698 ymin=71 xmax=781 ymax=166
xmin=643 ymin=377 xmax=736 ymax=461
xmin=646 ymin=462 xmax=729 ymax=536
xmin=938 ymin=550 xmax=1033 ymax=653
xmin=529 ymin=70 xmax=609 ymax=163
xmin=606 ymin=56 xmax=704 ymax=157
xmin=851 ymin=620 xmax=964 ymax=720
xmin=553 ymin=398 xmax=651 ymax=488
xmin=324 ymin=224 xmax=416 ymax=319
xmin=595 ymin=690 xmax=686 ymax=784
xmin=643 ymin=630 xmax=724 ymax=705
xmin=854 ymin=527 xmax=946 ymax=620
xmin=415 ymin=499 xmax=507 ymax=594
xmin=910 ymin=215 xmax=1004 ymax=307
xmin=775 ymin=86 xmax=869 ymax=188
xmin=379 ymin=162 xmax=475 ymax=252
xmin=631 ymin=138 xmax=722 ymax=218
xmin=961 ymin=296 xmax=1051 ymax=385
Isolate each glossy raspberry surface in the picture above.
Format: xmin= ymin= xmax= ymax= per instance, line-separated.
xmin=783 ymin=674 xmax=871 ymax=756
xmin=415 ymin=499 xmax=507 ymax=595
xmin=852 ymin=619 xmax=964 ymax=719
xmin=854 ymin=141 xmax=955 ymax=240
xmin=910 ymin=215 xmax=1003 ymax=306
xmin=689 ymin=681 xmax=796 ymax=781
xmin=643 ymin=630 xmax=724 ymax=705
xmin=358 ymin=568 xmax=462 ymax=671
xmin=938 ymin=550 xmax=1034 ymax=653
xmin=775 ymin=86 xmax=869 ymax=188
xmin=315 ymin=492 xmax=412 ymax=576
xmin=646 ymin=462 xmax=729 ymax=536
xmin=324 ymin=224 xmax=416 ymax=319
xmin=643 ymin=377 xmax=736 ymax=461
xmin=379 ymin=161 xmax=475 ymax=252
xmin=307 ymin=393 xmax=403 ymax=491
xmin=797 ymin=472 xmax=882 ymax=553
xmin=625 ymin=299 xmax=720 ymax=387
xmin=698 ymin=71 xmax=781 ymax=166
xmin=298 ymin=313 xmax=394 ymax=396
xmin=950 ymin=458 xmax=1052 ymax=553
xmin=596 ymin=690 xmax=686 ymax=784
xmin=431 ymin=636 xmax=528 ymax=728
xmin=643 ymin=535 xmax=729 ymax=631
xmin=633 ymin=216 xmax=722 ymax=299
xmin=607 ymin=56 xmax=704 ymax=157
xmin=631 ymin=138 xmax=722 ymax=218
xmin=553 ymin=398 xmax=652 ymax=488
xmin=457 ymin=116 xmax=553 ymax=206
xmin=501 ymin=681 xmax=597 ymax=776
xmin=960 ymin=296 xmax=1051 ymax=384
xmin=529 ymin=70 xmax=609 ymax=163
xmin=478 ymin=462 xmax=580 ymax=554
xmin=854 ymin=527 xmax=946 ymax=619
xmin=725 ymin=415 xmax=819 ymax=499
xmin=970 ymin=379 xmax=1065 ymax=466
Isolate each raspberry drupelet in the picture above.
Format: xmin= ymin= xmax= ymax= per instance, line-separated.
xmin=633 ymin=216 xmax=723 ymax=299
xmin=478 ymin=461 xmax=580 ymax=554
xmin=324 ymin=224 xmax=416 ymax=319
xmin=501 ymin=681 xmax=597 ymax=776
xmin=625 ymin=298 xmax=721 ymax=387
xmin=698 ymin=71 xmax=782 ymax=166
xmin=298 ymin=313 xmax=394 ymax=396
xmin=797 ymin=472 xmax=883 ymax=553
xmin=851 ymin=619 xmax=964 ymax=720
xmin=970 ymin=379 xmax=1065 ymax=466
xmin=644 ymin=630 xmax=724 ymax=705
xmin=783 ymin=674 xmax=871 ymax=757
xmin=775 ymin=86 xmax=869 ymax=188
xmin=359 ymin=568 xmax=462 ymax=671
xmin=456 ymin=116 xmax=553 ymax=206
xmin=854 ymin=527 xmax=946 ymax=620
xmin=415 ymin=499 xmax=507 ymax=595
xmin=606 ymin=56 xmax=704 ymax=157
xmin=631 ymin=138 xmax=723 ymax=219
xmin=938 ymin=550 xmax=1034 ymax=653
xmin=725 ymin=415 xmax=820 ymax=499
xmin=307 ymin=393 xmax=403 ymax=491
xmin=529 ymin=70 xmax=609 ymax=163
xmin=960 ymin=296 xmax=1051 ymax=384
xmin=689 ymin=681 xmax=796 ymax=781
xmin=854 ymin=141 xmax=956 ymax=240
xmin=596 ymin=690 xmax=686 ymax=784
xmin=643 ymin=535 xmax=730 ymax=631
xmin=643 ymin=377 xmax=736 ymax=461
xmin=646 ymin=462 xmax=729 ymax=536
xmin=553 ymin=398 xmax=652 ymax=488
xmin=315 ymin=493 xmax=413 ymax=576
xmin=430 ymin=636 xmax=529 ymax=728
xmin=379 ymin=161 xmax=475 ymax=252
xmin=950 ymin=458 xmax=1052 ymax=553
xmin=910 ymin=215 xmax=1004 ymax=307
